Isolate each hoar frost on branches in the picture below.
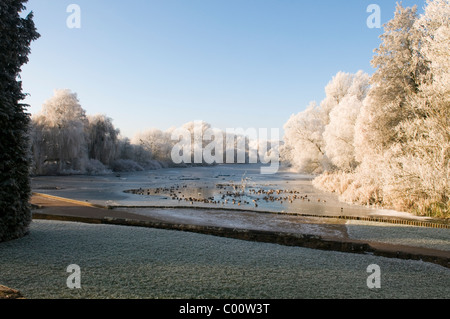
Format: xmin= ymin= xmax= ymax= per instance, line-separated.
xmin=283 ymin=102 xmax=329 ymax=174
xmin=282 ymin=71 xmax=370 ymax=174
xmin=30 ymin=89 xmax=153 ymax=174
xmin=31 ymin=89 xmax=88 ymax=174
xmin=381 ymin=0 xmax=449 ymax=216
xmin=323 ymin=71 xmax=370 ymax=172
xmin=311 ymin=1 xmax=449 ymax=217
xmin=29 ymin=94 xmax=278 ymax=175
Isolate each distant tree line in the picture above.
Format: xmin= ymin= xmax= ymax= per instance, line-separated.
xmin=29 ymin=89 xmax=279 ymax=176
xmin=282 ymin=0 xmax=449 ymax=218
xmin=29 ymin=88 xmax=154 ymax=175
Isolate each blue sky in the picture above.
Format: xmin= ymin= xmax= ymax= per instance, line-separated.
xmin=21 ymin=0 xmax=426 ymax=139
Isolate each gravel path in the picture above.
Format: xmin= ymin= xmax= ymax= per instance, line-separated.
xmin=0 ymin=220 xmax=449 ymax=299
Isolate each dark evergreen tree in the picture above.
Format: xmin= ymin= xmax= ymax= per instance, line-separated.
xmin=0 ymin=0 xmax=39 ymax=242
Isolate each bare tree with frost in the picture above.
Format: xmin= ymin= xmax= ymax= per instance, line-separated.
xmin=86 ymin=114 xmax=120 ymax=166
xmin=32 ymin=89 xmax=88 ymax=174
xmin=132 ymin=128 xmax=174 ymax=163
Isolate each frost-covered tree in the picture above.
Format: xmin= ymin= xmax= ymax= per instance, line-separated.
xmin=282 ymin=71 xmax=369 ymax=174
xmin=348 ymin=4 xmax=425 ymax=209
xmin=132 ymin=128 xmax=173 ymax=163
xmin=324 ymin=97 xmax=364 ymax=171
xmin=86 ymin=114 xmax=120 ymax=166
xmin=29 ymin=117 xmax=48 ymax=175
xmin=359 ymin=3 xmax=426 ymax=152
xmin=320 ymin=72 xmax=356 ymax=123
xmin=315 ymin=1 xmax=449 ymax=217
xmin=323 ymin=71 xmax=370 ymax=171
xmin=34 ymin=89 xmax=88 ymax=174
xmin=381 ymin=0 xmax=450 ymax=216
xmin=116 ymin=137 xmax=134 ymax=160
xmin=180 ymin=120 xmax=213 ymax=164
xmin=182 ymin=120 xmax=212 ymax=148
xmin=282 ymin=102 xmax=330 ymax=174
xmin=109 ymin=137 xmax=145 ymax=172
xmin=416 ymin=0 xmax=449 ymax=91
xmin=0 ymin=0 xmax=39 ymax=242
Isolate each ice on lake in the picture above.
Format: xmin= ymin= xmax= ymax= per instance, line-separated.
xmin=31 ymin=164 xmax=432 ymax=221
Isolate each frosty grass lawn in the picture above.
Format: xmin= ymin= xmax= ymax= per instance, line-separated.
xmin=0 ymin=220 xmax=449 ymax=299
xmin=346 ymin=220 xmax=450 ymax=252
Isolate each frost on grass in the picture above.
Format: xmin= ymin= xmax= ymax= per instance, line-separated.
xmin=346 ymin=220 xmax=450 ymax=252
xmin=0 ymin=220 xmax=449 ymax=299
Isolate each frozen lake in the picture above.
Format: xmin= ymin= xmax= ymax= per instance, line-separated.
xmin=31 ymin=163 xmax=430 ymax=221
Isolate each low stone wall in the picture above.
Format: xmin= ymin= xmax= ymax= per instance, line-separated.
xmin=101 ymin=216 xmax=372 ymax=254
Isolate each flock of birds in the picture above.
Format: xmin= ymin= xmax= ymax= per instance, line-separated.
xmin=129 ymin=182 xmax=328 ymax=209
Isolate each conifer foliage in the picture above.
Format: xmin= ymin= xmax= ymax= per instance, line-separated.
xmin=0 ymin=0 xmax=39 ymax=242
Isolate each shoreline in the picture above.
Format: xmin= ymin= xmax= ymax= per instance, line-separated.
xmin=32 ymin=192 xmax=450 ymax=229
